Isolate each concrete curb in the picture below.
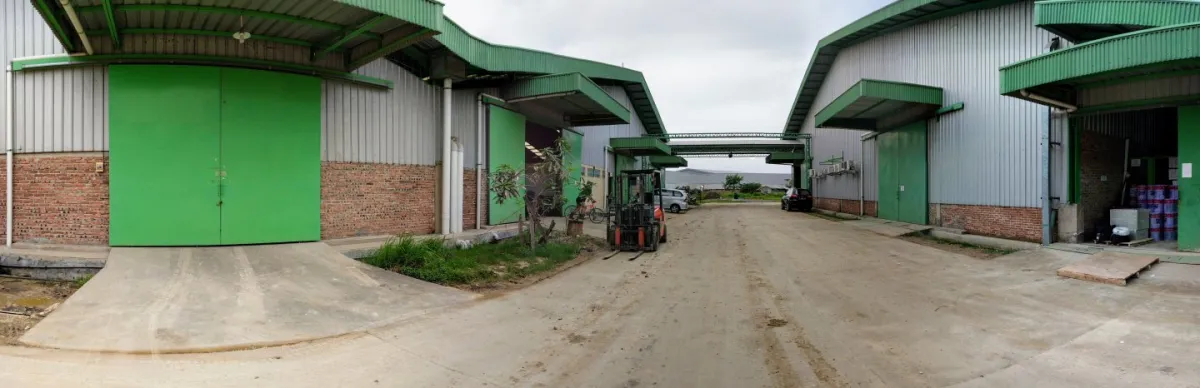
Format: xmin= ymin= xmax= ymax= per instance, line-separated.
xmin=923 ymin=228 xmax=1040 ymax=251
xmin=814 ymin=208 xmax=862 ymax=220
xmin=339 ymin=225 xmax=523 ymax=260
xmin=0 ymin=252 xmax=105 ymax=281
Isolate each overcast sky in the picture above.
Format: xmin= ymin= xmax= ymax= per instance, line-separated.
xmin=440 ymin=0 xmax=890 ymax=173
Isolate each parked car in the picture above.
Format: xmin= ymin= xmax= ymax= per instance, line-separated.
xmin=781 ymin=188 xmax=813 ymax=212
xmin=652 ymin=189 xmax=690 ymax=213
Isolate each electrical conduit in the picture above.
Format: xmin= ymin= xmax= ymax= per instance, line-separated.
xmin=441 ymin=78 xmax=452 ymax=235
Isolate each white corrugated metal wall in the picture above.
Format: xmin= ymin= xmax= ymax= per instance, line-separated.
xmin=322 ymin=59 xmax=443 ymax=165
xmin=801 ymin=1 xmax=1067 ymax=208
xmin=581 ymin=86 xmax=647 ymax=167
xmin=3 ymin=0 xmax=108 ymax=153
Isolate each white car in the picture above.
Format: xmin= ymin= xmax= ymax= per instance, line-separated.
xmin=652 ymin=189 xmax=690 ymax=213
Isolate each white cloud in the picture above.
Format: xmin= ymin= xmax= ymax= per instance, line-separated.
xmin=440 ymin=0 xmax=890 ymax=172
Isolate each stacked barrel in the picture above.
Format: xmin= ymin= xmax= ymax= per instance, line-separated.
xmin=1131 ymin=185 xmax=1178 ymax=241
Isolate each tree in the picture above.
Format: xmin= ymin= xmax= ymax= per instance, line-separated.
xmin=488 ymin=137 xmax=577 ymax=251
xmin=723 ymin=174 xmax=744 ymax=191
xmin=740 ymin=182 xmax=763 ymax=194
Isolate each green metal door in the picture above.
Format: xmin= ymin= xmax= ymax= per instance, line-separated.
xmin=1179 ymin=106 xmax=1200 ymax=251
xmin=110 ymin=66 xmax=223 ymax=246
xmin=562 ymin=130 xmax=584 ymax=212
xmin=876 ymin=121 xmax=928 ymax=224
xmin=896 ymin=121 xmax=929 ymax=225
xmin=877 ymin=132 xmax=899 ymax=221
xmin=489 ymin=106 xmax=526 ymax=224
xmin=218 ymin=69 xmax=322 ymax=245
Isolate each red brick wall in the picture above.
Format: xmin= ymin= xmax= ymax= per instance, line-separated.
xmin=321 ymin=162 xmax=438 ymax=239
xmin=929 ymin=204 xmax=1041 ymax=242
xmin=463 ymin=169 xmax=481 ymax=230
xmin=0 ymin=154 xmax=110 ymax=245
xmin=814 ymin=197 xmax=877 ymax=217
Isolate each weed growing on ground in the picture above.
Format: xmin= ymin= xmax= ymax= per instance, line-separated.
xmin=72 ymin=274 xmax=94 ymax=288
xmin=364 ymin=235 xmax=597 ymax=286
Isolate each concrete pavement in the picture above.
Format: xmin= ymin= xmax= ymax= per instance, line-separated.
xmin=1 ymin=203 xmax=1197 ymax=387
xmin=19 ymin=242 xmax=474 ymax=353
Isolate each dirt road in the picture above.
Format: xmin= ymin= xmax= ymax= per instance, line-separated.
xmin=1 ymin=203 xmax=1198 ymax=387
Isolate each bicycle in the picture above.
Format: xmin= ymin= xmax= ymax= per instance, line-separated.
xmin=588 ymin=201 xmax=614 ymax=224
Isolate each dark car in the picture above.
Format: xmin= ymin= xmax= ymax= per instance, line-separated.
xmin=781 ymin=188 xmax=813 ymax=212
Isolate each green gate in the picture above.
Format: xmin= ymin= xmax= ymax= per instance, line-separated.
xmin=562 ymin=130 xmax=584 ymax=212
xmin=109 ymin=65 xmax=320 ymax=246
xmin=1179 ymin=106 xmax=1200 ymax=251
xmin=877 ymin=121 xmax=928 ymax=225
xmin=489 ymin=106 xmax=527 ymax=224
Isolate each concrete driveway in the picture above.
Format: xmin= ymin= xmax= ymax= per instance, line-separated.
xmin=2 ymin=203 xmax=1197 ymax=387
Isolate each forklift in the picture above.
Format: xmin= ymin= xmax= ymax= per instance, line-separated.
xmin=606 ymin=169 xmax=668 ymax=252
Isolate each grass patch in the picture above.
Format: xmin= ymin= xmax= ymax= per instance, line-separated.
xmin=363 ymin=234 xmax=600 ymax=287
xmin=72 ymin=274 xmax=94 ymax=288
xmin=898 ymin=234 xmax=1018 ymax=259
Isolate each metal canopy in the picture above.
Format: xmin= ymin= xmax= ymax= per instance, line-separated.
xmin=503 ymin=73 xmax=631 ymax=126
xmin=1000 ymin=21 xmax=1200 ymax=109
xmin=31 ymin=0 xmax=443 ymax=72
xmin=387 ymin=18 xmax=667 ymax=134
xmin=814 ymin=79 xmax=943 ymax=131
xmin=669 ymin=140 xmax=805 ymax=156
xmin=649 ymin=155 xmax=688 ymax=169
xmin=1034 ymin=0 xmax=1200 ymax=43
xmin=764 ymin=152 xmax=805 ymax=165
xmin=610 ymin=137 xmax=672 ymax=157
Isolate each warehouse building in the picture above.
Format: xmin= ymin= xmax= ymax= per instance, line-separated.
xmin=785 ymin=0 xmax=1200 ymax=249
xmin=1 ymin=0 xmax=664 ymax=246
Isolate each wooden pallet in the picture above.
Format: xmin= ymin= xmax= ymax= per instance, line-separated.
xmin=1057 ymin=252 xmax=1159 ymax=286
xmin=1118 ymin=238 xmax=1154 ymax=247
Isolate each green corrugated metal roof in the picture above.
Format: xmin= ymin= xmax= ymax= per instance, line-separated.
xmin=765 ymin=152 xmax=806 ymax=165
xmin=783 ymin=0 xmax=1021 ymax=135
xmin=503 ymin=73 xmax=632 ymax=126
xmin=432 ymin=18 xmax=666 ymax=134
xmin=1000 ymin=21 xmax=1200 ymax=100
xmin=649 ymin=155 xmax=688 ymax=168
xmin=815 ymin=79 xmax=943 ymax=130
xmin=610 ymin=137 xmax=672 ymax=156
xmin=1035 ymin=0 xmax=1200 ymax=43
xmin=335 ymin=0 xmax=444 ymax=32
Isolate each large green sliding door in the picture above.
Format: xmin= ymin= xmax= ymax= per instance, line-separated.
xmin=562 ymin=130 xmax=584 ymax=210
xmin=110 ymin=66 xmax=223 ymax=246
xmin=219 ymin=69 xmax=321 ymax=245
xmin=489 ymin=106 xmax=527 ymax=225
xmin=109 ymin=65 xmax=320 ymax=246
xmin=1179 ymin=106 xmax=1200 ymax=251
xmin=877 ymin=121 xmax=928 ymax=225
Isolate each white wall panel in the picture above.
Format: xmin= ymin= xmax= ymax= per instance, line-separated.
xmin=322 ymin=59 xmax=441 ymax=165
xmin=582 ymin=86 xmax=645 ymax=167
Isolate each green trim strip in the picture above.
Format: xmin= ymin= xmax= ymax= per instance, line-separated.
xmin=85 ymin=29 xmax=313 ymax=48
xmin=935 ymin=102 xmax=964 ymax=116
xmin=75 ymin=4 xmax=380 ymax=39
xmin=609 ymin=137 xmax=672 ymax=156
xmin=347 ymin=28 xmax=435 ymax=70
xmin=101 ymin=0 xmax=121 ymax=48
xmin=814 ymin=79 xmax=943 ymax=128
xmin=1000 ymin=22 xmax=1200 ymax=95
xmin=433 ymin=18 xmax=666 ymax=134
xmin=765 ymin=152 xmax=806 ymax=165
xmin=1035 ymin=0 xmax=1200 ymax=43
xmin=314 ymin=14 xmax=390 ymax=61
xmin=783 ymin=0 xmax=1022 ymax=134
xmin=32 ymin=0 xmax=75 ymax=51
xmin=504 ymin=73 xmax=631 ymax=124
xmin=10 ymin=54 xmax=394 ymax=89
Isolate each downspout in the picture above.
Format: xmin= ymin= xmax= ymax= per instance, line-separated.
xmin=5 ymin=66 xmax=12 ymax=247
xmin=859 ymin=136 xmax=865 ymax=216
xmin=60 ymin=0 xmax=94 ymax=55
xmin=441 ymin=78 xmax=452 ymax=235
xmin=477 ymin=93 xmax=504 ymax=229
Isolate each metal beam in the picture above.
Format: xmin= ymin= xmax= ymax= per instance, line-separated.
xmin=74 ymin=4 xmax=381 ymax=40
xmin=347 ymin=28 xmax=433 ymax=70
xmin=32 ymin=0 xmax=75 ymax=51
xmin=313 ymin=14 xmax=389 ymax=61
xmin=85 ymin=29 xmax=314 ymax=48
xmin=10 ymin=54 xmax=394 ymax=89
xmin=649 ymin=132 xmax=807 ymax=140
xmin=100 ymin=0 xmax=120 ymax=48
